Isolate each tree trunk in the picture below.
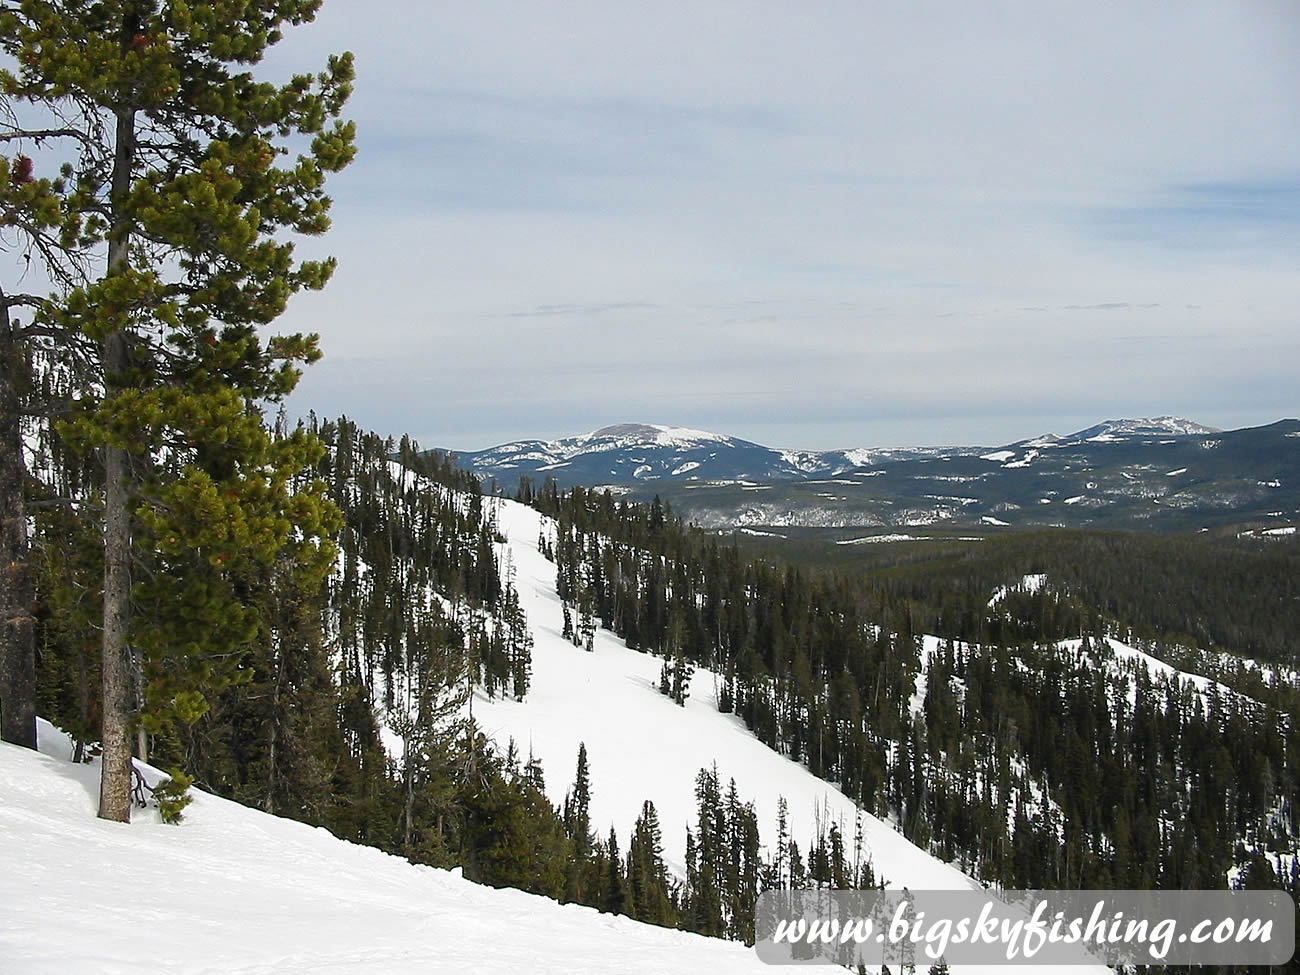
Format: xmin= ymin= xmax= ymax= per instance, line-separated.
xmin=264 ymin=629 xmax=286 ymax=814
xmin=97 ymin=76 xmax=137 ymax=821
xmin=0 ymin=292 xmax=36 ymax=750
xmin=99 ymin=409 xmax=132 ymax=821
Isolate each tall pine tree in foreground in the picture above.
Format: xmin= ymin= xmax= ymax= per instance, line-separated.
xmin=0 ymin=0 xmax=354 ymax=820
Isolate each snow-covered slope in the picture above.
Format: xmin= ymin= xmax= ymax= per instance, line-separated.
xmin=468 ymin=500 xmax=1118 ymax=975
xmin=476 ymin=499 xmax=978 ymax=888
xmin=2 ymin=494 xmax=1122 ymax=975
xmin=0 ymin=723 xmax=772 ymax=975
xmin=1065 ymin=416 xmax=1220 ymax=442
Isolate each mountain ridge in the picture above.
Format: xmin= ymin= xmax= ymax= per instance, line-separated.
xmin=435 ymin=417 xmax=1300 ymax=532
xmin=439 ymin=415 xmax=1226 ymax=487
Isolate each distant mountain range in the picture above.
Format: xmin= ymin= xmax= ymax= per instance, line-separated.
xmin=435 ymin=417 xmax=1300 ymax=533
xmin=439 ymin=421 xmax=970 ymax=486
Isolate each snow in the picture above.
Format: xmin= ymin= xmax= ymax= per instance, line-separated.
xmin=1165 ymin=468 xmax=1188 ymax=476
xmin=979 ymin=450 xmax=1014 ymax=463
xmin=1059 ymin=637 xmax=1239 ymax=709
xmin=479 ymin=499 xmax=987 ymax=895
xmin=1263 ymin=526 xmax=1296 ymax=536
xmin=778 ymin=449 xmax=827 ymax=472
xmin=671 ymin=461 xmax=702 ymax=476
xmin=1003 ymin=449 xmax=1038 ymax=469
xmin=1074 ymin=417 xmax=1217 ymax=441
xmin=836 ymin=533 xmax=982 ymax=545
xmin=0 ymin=724 xmax=773 ymax=975
xmin=475 ymin=424 xmax=738 ymax=475
xmin=837 ymin=533 xmax=917 ymax=545
xmin=585 ymin=423 xmax=732 ymax=449
xmin=979 ymin=516 xmax=1009 ymax=526
xmin=988 ymin=574 xmax=1047 ymax=608
xmin=2 ymin=488 xmax=1124 ymax=975
xmin=841 ymin=448 xmax=886 ymax=467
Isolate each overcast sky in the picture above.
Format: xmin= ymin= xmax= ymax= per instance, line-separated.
xmin=268 ymin=1 xmax=1300 ymax=450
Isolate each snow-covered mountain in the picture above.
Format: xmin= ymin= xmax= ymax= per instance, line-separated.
xmin=1063 ymin=416 xmax=1220 ymax=442
xmin=438 ymin=422 xmax=966 ymax=487
xmin=438 ymin=417 xmax=1300 ymax=532
xmin=439 ymin=416 xmax=1224 ymax=490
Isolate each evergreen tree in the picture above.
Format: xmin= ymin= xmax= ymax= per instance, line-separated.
xmin=627 ymin=799 xmax=674 ymax=926
xmin=563 ymin=742 xmax=593 ymax=901
xmin=603 ymin=825 xmax=626 ymax=915
xmin=1 ymin=0 xmax=354 ymax=820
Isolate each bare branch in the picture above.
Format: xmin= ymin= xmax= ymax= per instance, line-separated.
xmin=26 ymin=497 xmax=87 ymax=510
xmin=0 ymin=127 xmax=94 ymax=145
xmin=0 ymin=291 xmax=44 ymax=311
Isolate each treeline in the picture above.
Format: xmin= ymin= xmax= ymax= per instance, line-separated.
xmin=529 ymin=480 xmax=1299 ymax=924
xmin=540 ymin=744 xmax=881 ymax=945
xmin=789 ymin=528 xmax=1300 ymax=669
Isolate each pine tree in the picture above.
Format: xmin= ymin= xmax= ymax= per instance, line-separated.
xmin=628 ymin=799 xmax=673 ymax=926
xmin=562 ymin=742 xmax=593 ymax=902
xmin=0 ymin=74 xmax=99 ymax=750
xmin=603 ymin=825 xmax=626 ymax=915
xmin=1 ymin=0 xmax=354 ymax=821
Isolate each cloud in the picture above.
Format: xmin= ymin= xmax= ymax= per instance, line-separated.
xmin=506 ymin=302 xmax=660 ymax=318
xmin=1061 ymin=303 xmax=1159 ymax=311
xmin=255 ymin=1 xmax=1300 ymax=449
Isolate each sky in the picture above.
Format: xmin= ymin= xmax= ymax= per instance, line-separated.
xmin=265 ymin=1 xmax=1300 ymax=450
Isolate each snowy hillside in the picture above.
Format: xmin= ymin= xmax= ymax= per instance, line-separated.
xmin=472 ymin=497 xmax=987 ymax=889
xmin=0 ymin=723 xmax=771 ymax=975
xmin=1065 ymin=416 xmax=1220 ymax=441
xmin=0 ymin=496 xmax=1131 ymax=975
